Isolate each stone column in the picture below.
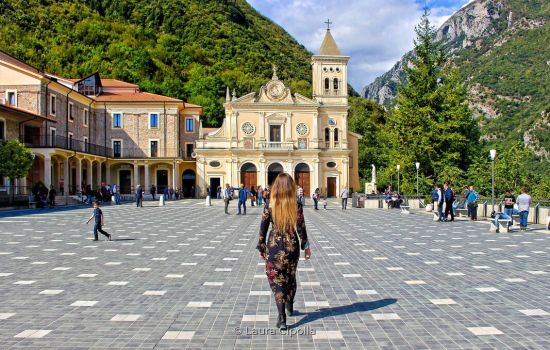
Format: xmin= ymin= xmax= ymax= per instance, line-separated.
xmin=97 ymin=161 xmax=102 ymax=188
xmin=342 ymin=158 xmax=349 ymax=189
xmin=172 ymin=161 xmax=177 ymax=190
xmin=286 ymin=112 xmax=292 ymax=142
xmin=312 ymin=113 xmax=319 ymax=148
xmin=259 ymin=112 xmax=266 ymax=141
xmin=312 ymin=159 xmax=320 ymax=193
xmin=144 ymin=161 xmax=150 ymax=194
xmin=259 ymin=160 xmax=266 ymax=188
xmin=19 ymin=177 xmax=27 ymax=195
xmin=105 ymin=162 xmax=111 ymax=184
xmin=75 ymin=158 xmax=82 ymax=193
xmin=133 ymin=161 xmax=139 ymax=191
xmin=63 ymin=157 xmax=69 ymax=194
xmin=87 ymin=159 xmax=93 ymax=189
xmin=341 ymin=113 xmax=348 ymax=149
xmin=43 ymin=155 xmax=52 ymax=189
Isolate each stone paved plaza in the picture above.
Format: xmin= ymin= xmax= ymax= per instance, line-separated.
xmin=0 ymin=200 xmax=549 ymax=349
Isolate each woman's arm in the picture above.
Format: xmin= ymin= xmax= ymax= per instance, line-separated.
xmin=256 ymin=208 xmax=270 ymax=256
xmin=296 ymin=204 xmax=309 ymax=250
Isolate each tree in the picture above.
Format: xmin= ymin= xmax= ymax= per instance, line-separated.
xmin=0 ymin=140 xmax=34 ymax=204
xmin=347 ymin=97 xmax=388 ymax=184
xmin=384 ymin=10 xmax=480 ymax=192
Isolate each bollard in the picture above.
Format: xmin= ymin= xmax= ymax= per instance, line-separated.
xmin=159 ymin=194 xmax=165 ymax=206
xmin=205 ymin=195 xmax=211 ymax=206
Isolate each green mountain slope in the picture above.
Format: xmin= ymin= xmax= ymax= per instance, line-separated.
xmin=362 ymin=0 xmax=550 ymax=162
xmin=0 ymin=0 xmax=312 ymax=126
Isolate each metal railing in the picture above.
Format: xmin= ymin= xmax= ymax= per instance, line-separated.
xmin=258 ymin=142 xmax=294 ymax=150
xmin=21 ymin=134 xmax=111 ymax=157
xmin=113 ymin=148 xmax=180 ymax=159
xmin=354 ymin=193 xmax=550 ymax=225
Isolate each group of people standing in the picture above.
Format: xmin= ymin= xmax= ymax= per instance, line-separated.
xmin=431 ymin=182 xmax=458 ymax=222
xmin=222 ymin=184 xmax=271 ymax=215
xmin=432 ymin=183 xmax=533 ymax=230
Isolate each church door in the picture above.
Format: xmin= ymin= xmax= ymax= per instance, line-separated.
xmin=327 ymin=177 xmax=337 ymax=197
xmin=294 ymin=163 xmax=310 ymax=196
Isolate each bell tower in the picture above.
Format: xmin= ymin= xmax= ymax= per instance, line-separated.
xmin=312 ymin=20 xmax=350 ymax=105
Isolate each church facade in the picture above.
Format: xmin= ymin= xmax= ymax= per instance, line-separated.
xmin=194 ymin=29 xmax=361 ymax=197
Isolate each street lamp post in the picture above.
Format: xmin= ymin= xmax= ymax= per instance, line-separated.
xmin=415 ymin=162 xmax=420 ymax=205
xmin=397 ymin=164 xmax=401 ymax=194
xmin=490 ymin=149 xmax=496 ymax=213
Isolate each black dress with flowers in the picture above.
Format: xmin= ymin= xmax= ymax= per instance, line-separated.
xmin=257 ymin=203 xmax=309 ymax=308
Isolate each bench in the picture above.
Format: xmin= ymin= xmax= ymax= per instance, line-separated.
xmin=28 ymin=195 xmax=37 ymax=209
xmin=456 ymin=208 xmax=468 ymax=218
xmin=496 ymin=218 xmax=513 ymax=233
xmin=400 ymin=205 xmax=410 ymax=214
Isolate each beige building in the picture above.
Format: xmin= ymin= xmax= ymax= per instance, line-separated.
xmin=195 ymin=29 xmax=361 ymax=197
xmin=0 ymin=51 xmax=202 ymax=197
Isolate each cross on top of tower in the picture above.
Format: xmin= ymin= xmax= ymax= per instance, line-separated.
xmin=324 ymin=19 xmax=332 ymax=30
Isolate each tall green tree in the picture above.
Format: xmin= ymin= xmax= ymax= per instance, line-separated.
xmin=384 ymin=10 xmax=479 ymax=191
xmin=0 ymin=140 xmax=34 ymax=204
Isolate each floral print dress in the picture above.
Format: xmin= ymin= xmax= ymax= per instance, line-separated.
xmin=257 ymin=203 xmax=309 ymax=309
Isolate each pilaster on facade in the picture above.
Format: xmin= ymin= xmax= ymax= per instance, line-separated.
xmin=144 ymin=161 xmax=150 ymax=193
xmin=133 ymin=161 xmax=139 ymax=189
xmin=75 ymin=158 xmax=82 ymax=192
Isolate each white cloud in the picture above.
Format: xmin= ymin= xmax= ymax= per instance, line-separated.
xmin=247 ymin=0 xmax=472 ymax=91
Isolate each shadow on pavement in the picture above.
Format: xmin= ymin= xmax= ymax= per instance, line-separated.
xmin=289 ymin=298 xmax=398 ymax=328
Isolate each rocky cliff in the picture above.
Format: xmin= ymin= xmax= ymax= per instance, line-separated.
xmin=362 ymin=0 xmax=550 ymax=159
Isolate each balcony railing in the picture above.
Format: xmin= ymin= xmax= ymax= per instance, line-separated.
xmin=258 ymin=142 xmax=294 ymax=150
xmin=112 ymin=148 xmax=180 ymax=159
xmin=21 ymin=134 xmax=111 ymax=157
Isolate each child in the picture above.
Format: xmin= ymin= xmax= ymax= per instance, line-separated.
xmin=86 ymin=201 xmax=112 ymax=241
xmin=322 ymin=197 xmax=328 ymax=210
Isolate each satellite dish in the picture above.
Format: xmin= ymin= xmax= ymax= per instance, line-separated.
xmin=191 ymin=152 xmax=197 ymax=159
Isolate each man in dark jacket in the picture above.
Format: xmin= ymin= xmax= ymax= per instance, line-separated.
xmin=444 ymin=182 xmax=455 ymax=222
xmin=236 ymin=183 xmax=249 ymax=215
xmin=136 ymin=184 xmax=143 ymax=207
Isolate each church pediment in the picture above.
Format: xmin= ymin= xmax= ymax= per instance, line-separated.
xmin=229 ymin=66 xmax=319 ymax=106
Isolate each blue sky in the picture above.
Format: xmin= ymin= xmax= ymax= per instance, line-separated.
xmin=246 ymin=0 xmax=474 ymax=91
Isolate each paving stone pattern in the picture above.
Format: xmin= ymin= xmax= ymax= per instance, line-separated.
xmin=0 ymin=200 xmax=548 ymax=349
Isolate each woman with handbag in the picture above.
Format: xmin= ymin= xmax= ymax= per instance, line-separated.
xmin=257 ymin=173 xmax=311 ymax=331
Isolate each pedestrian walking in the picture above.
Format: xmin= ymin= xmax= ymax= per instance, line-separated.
xmin=136 ymin=184 xmax=144 ymax=207
xmin=250 ymin=186 xmax=257 ymax=207
xmin=263 ymin=187 xmax=270 ymax=208
xmin=223 ymin=183 xmax=233 ymax=214
xmin=466 ymin=184 xmax=479 ymax=221
xmin=48 ymin=185 xmax=56 ymax=208
xmin=517 ymin=188 xmax=532 ymax=230
xmin=257 ymin=173 xmax=311 ymax=331
xmin=151 ymin=185 xmax=156 ymax=200
xmin=312 ymin=188 xmax=320 ymax=210
xmin=322 ymin=196 xmax=328 ymax=210
xmin=436 ymin=184 xmax=445 ymax=222
xmin=86 ymin=201 xmax=112 ymax=241
xmin=444 ymin=182 xmax=454 ymax=221
xmin=217 ymin=185 xmax=222 ymax=200
xmin=236 ymin=184 xmax=249 ymax=215
xmin=340 ymin=187 xmax=349 ymax=210
xmin=297 ymin=185 xmax=304 ymax=206
xmin=112 ymin=183 xmax=120 ymax=205
xmin=257 ymin=186 xmax=263 ymax=206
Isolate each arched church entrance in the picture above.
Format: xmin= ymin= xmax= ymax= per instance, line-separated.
xmin=240 ymin=162 xmax=257 ymax=190
xmin=294 ymin=163 xmax=310 ymax=196
xmin=267 ymin=163 xmax=284 ymax=186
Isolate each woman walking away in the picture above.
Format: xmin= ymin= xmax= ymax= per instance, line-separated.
xmin=257 ymin=173 xmax=311 ymax=331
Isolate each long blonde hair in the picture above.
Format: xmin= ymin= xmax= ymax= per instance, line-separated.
xmin=270 ymin=173 xmax=298 ymax=231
